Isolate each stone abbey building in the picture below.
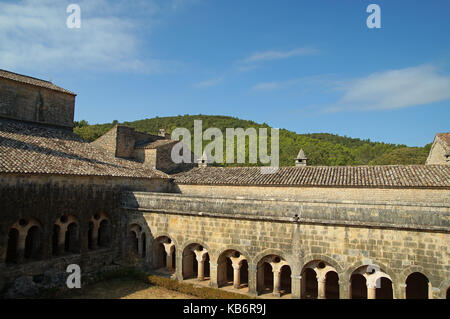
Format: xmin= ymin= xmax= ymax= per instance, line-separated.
xmin=0 ymin=70 xmax=449 ymax=299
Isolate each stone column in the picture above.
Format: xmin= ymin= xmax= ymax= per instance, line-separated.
xmin=57 ymin=227 xmax=66 ymax=255
xmin=291 ymin=274 xmax=302 ymax=299
xmin=164 ymin=243 xmax=174 ymax=271
xmin=137 ymin=235 xmax=143 ymax=258
xmin=209 ymin=263 xmax=219 ymax=288
xmin=91 ymin=223 xmax=99 ymax=250
xmin=233 ymin=264 xmax=241 ymax=289
xmin=339 ymin=278 xmax=349 ymax=299
xmin=273 ymin=270 xmax=281 ymax=297
xmin=197 ymin=256 xmax=205 ymax=281
xmin=248 ymin=264 xmax=258 ymax=296
xmin=367 ymin=283 xmax=376 ymax=299
xmin=317 ymin=277 xmax=326 ymax=299
xmin=16 ymin=232 xmax=27 ymax=263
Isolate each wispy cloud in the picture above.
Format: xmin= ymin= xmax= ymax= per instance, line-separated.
xmin=252 ymin=74 xmax=337 ymax=92
xmin=327 ymin=64 xmax=450 ymax=112
xmin=0 ymin=0 xmax=188 ymax=74
xmin=193 ymin=77 xmax=223 ymax=88
xmin=242 ymin=47 xmax=318 ymax=64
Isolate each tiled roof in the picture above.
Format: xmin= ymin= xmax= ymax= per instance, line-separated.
xmin=173 ymin=166 xmax=450 ymax=188
xmin=135 ymin=139 xmax=178 ymax=149
xmin=0 ymin=69 xmax=76 ymax=95
xmin=0 ymin=119 xmax=169 ymax=179
xmin=437 ymin=133 xmax=450 ymax=148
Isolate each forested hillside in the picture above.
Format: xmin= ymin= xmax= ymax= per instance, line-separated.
xmin=74 ymin=115 xmax=432 ymax=166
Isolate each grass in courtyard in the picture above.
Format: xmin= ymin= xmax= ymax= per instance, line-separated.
xmin=40 ymin=268 xmax=253 ymax=299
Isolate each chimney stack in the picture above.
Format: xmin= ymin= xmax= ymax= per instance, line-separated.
xmin=197 ymin=152 xmax=211 ymax=168
xmin=158 ymin=128 xmax=170 ymax=139
xmin=295 ymin=148 xmax=308 ymax=167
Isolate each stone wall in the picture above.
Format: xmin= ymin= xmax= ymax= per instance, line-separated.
xmin=122 ymin=190 xmax=450 ymax=299
xmin=176 ymin=184 xmax=450 ymax=205
xmin=426 ymin=136 xmax=449 ymax=165
xmin=0 ymin=77 xmax=75 ymax=129
xmin=0 ymin=173 xmax=171 ymax=295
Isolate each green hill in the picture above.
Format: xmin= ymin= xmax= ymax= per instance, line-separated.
xmin=74 ymin=115 xmax=431 ymax=166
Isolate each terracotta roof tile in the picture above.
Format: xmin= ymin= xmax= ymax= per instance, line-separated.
xmin=173 ymin=165 xmax=450 ymax=188
xmin=0 ymin=69 xmax=76 ymax=95
xmin=0 ymin=119 xmax=169 ymax=179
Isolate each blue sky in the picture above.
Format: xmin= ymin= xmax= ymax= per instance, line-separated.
xmin=1 ymin=0 xmax=449 ymax=146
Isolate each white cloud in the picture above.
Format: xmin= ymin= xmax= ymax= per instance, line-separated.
xmin=193 ymin=77 xmax=223 ymax=88
xmin=242 ymin=47 xmax=318 ymax=63
xmin=0 ymin=0 xmax=187 ymax=74
xmin=327 ymin=65 xmax=450 ymax=112
xmin=252 ymin=81 xmax=285 ymax=91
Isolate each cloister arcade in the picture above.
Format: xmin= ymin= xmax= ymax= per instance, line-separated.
xmin=138 ymin=232 xmax=446 ymax=299
xmin=4 ymin=213 xmax=111 ymax=265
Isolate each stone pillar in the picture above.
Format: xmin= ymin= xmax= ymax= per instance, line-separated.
xmin=164 ymin=243 xmax=174 ymax=271
xmin=209 ymin=263 xmax=219 ymax=288
xmin=137 ymin=235 xmax=143 ymax=258
xmin=174 ymin=249 xmax=183 ymax=281
xmin=197 ymin=256 xmax=205 ymax=281
xmin=16 ymin=232 xmax=27 ymax=263
xmin=91 ymin=223 xmax=99 ymax=250
xmin=291 ymin=274 xmax=302 ymax=299
xmin=367 ymin=283 xmax=376 ymax=299
xmin=57 ymin=227 xmax=66 ymax=255
xmin=317 ymin=277 xmax=326 ymax=299
xmin=339 ymin=279 xmax=349 ymax=299
xmin=233 ymin=264 xmax=241 ymax=289
xmin=248 ymin=264 xmax=258 ymax=296
xmin=273 ymin=270 xmax=281 ymax=297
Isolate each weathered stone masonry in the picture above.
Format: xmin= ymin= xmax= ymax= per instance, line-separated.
xmin=123 ymin=188 xmax=450 ymax=299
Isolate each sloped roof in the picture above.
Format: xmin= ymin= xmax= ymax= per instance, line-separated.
xmin=0 ymin=119 xmax=169 ymax=179
xmin=173 ymin=165 xmax=450 ymax=188
xmin=0 ymin=69 xmax=76 ymax=96
xmin=135 ymin=139 xmax=178 ymax=149
xmin=437 ymin=133 xmax=450 ymax=148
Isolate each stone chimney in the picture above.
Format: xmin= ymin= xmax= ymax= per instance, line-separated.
xmin=295 ymin=148 xmax=308 ymax=167
xmin=197 ymin=152 xmax=211 ymax=168
xmin=158 ymin=128 xmax=170 ymax=139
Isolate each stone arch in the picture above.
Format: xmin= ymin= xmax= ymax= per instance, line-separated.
xmin=405 ymin=272 xmax=429 ymax=299
xmin=301 ymin=253 xmax=344 ymax=274
xmin=52 ymin=214 xmax=80 ymax=256
xmin=300 ymin=259 xmax=340 ymax=299
xmin=216 ymin=248 xmax=249 ymax=289
xmin=182 ymin=242 xmax=211 ymax=281
xmin=127 ymin=217 xmax=153 ymax=262
xmin=181 ymin=240 xmax=212 ymax=260
xmin=349 ymin=264 xmax=393 ymax=299
xmin=88 ymin=212 xmax=110 ymax=250
xmin=152 ymin=235 xmax=176 ymax=273
xmin=128 ymin=224 xmax=141 ymax=256
xmin=344 ymin=259 xmax=397 ymax=284
xmin=6 ymin=217 xmax=43 ymax=264
xmin=256 ymin=254 xmax=291 ymax=297
xmin=252 ymin=248 xmax=291 ymax=267
xmin=400 ymin=265 xmax=435 ymax=288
